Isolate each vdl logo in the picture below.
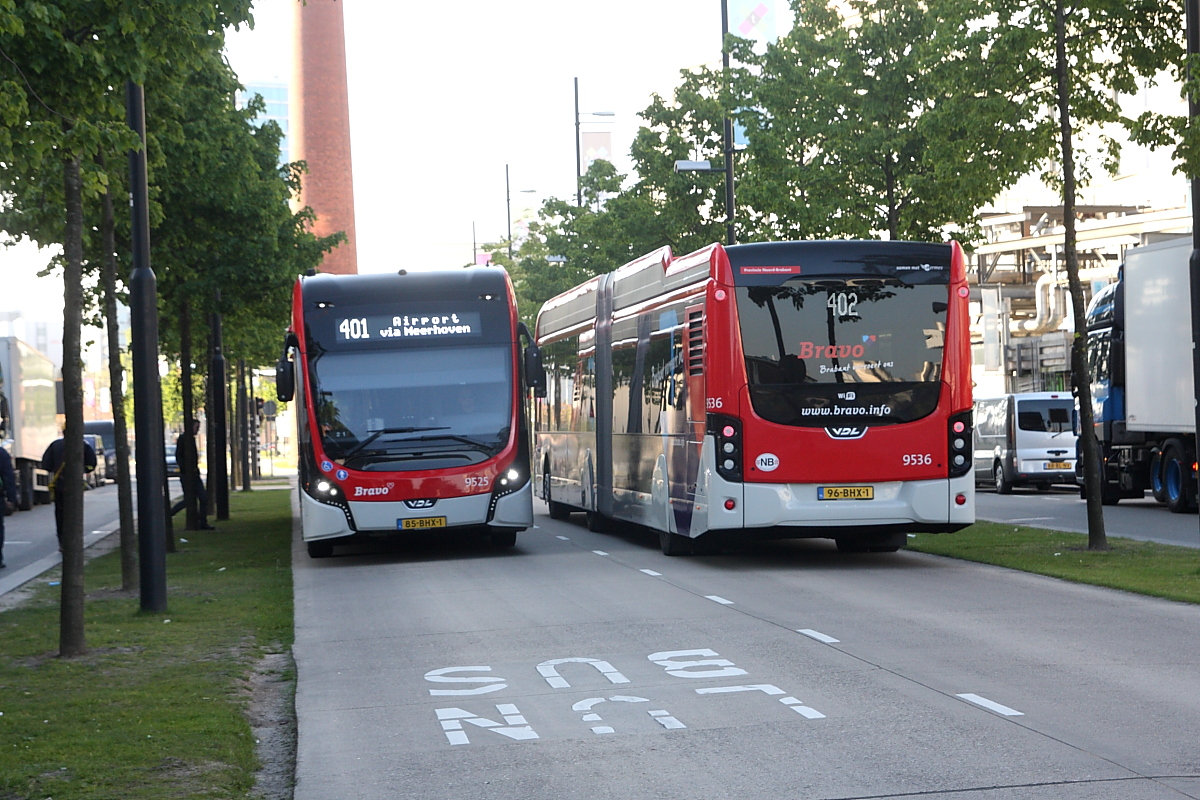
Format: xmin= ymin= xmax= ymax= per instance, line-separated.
xmin=405 ymin=498 xmax=437 ymax=509
xmin=825 ymin=426 xmax=869 ymax=440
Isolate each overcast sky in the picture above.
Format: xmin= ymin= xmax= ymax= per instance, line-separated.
xmin=223 ymin=0 xmax=784 ymax=272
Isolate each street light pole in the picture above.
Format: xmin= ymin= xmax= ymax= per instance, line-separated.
xmin=574 ymin=78 xmax=582 ymax=206
xmin=125 ymin=81 xmax=167 ymax=613
xmin=573 ymin=78 xmax=615 ymax=207
xmin=721 ymin=0 xmax=736 ymax=246
xmin=506 ymin=164 xmax=513 ymax=261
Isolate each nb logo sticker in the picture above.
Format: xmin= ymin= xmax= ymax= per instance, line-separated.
xmin=825 ymin=427 xmax=868 ymax=440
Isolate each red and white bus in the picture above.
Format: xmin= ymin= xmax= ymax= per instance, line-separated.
xmin=278 ymin=268 xmax=545 ymax=558
xmin=533 ymin=240 xmax=973 ymax=555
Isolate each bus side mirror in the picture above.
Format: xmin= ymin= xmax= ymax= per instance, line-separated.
xmin=524 ymin=345 xmax=546 ymax=397
xmin=277 ymin=352 xmax=295 ymax=402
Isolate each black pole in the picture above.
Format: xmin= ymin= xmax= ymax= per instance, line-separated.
xmin=126 ymin=81 xmax=167 ymax=613
xmin=574 ymin=77 xmax=582 ymax=207
xmin=1187 ymin=0 xmax=1200 ymax=540
xmin=211 ymin=293 xmax=229 ymax=519
xmin=239 ymin=358 xmax=250 ymax=492
xmin=721 ymin=0 xmax=736 ymax=246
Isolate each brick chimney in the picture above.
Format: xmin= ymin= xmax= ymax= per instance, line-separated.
xmin=292 ymin=0 xmax=358 ymax=274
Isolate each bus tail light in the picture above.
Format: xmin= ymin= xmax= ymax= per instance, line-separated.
xmin=708 ymin=414 xmax=743 ymax=482
xmin=948 ymin=411 xmax=972 ymax=478
xmin=955 ymin=493 xmax=967 ymax=506
xmin=724 ymin=498 xmax=736 ymax=510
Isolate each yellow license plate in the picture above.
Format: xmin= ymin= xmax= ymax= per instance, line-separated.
xmin=400 ymin=516 xmax=447 ymax=530
xmin=818 ymin=486 xmax=874 ymax=500
xmin=1045 ymin=461 xmax=1072 ymax=470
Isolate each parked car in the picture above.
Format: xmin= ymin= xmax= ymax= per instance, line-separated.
xmin=82 ymin=434 xmax=108 ymax=488
xmin=165 ymin=443 xmax=180 ymax=477
xmin=974 ymin=392 xmax=1077 ymax=493
xmin=83 ymin=420 xmax=118 ymax=480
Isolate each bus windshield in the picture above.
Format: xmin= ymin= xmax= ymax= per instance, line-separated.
xmin=736 ymin=278 xmax=947 ymax=427
xmin=309 ymin=345 xmax=512 ymax=470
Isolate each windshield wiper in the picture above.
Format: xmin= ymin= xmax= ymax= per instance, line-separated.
xmin=395 ymin=433 xmax=502 ymax=452
xmin=338 ymin=426 xmax=450 ymax=459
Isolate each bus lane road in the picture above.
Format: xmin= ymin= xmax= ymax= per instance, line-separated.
xmin=292 ymin=500 xmax=1200 ymax=800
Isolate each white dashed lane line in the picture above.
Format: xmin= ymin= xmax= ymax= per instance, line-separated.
xmin=592 ymin=550 xmax=609 ymax=556
xmin=705 ymin=595 xmax=734 ymax=605
xmin=639 ymin=569 xmax=662 ymax=577
xmin=556 ymin=536 xmax=569 ymax=540
xmin=797 ymin=629 xmax=840 ymax=644
xmin=956 ymin=693 xmax=1024 ymax=716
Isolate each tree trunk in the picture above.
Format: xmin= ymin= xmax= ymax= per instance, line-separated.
xmin=1055 ymin=0 xmax=1108 ymax=551
xmin=179 ymin=301 xmax=199 ymax=529
xmin=60 ymin=154 xmax=87 ymax=658
xmin=99 ymin=170 xmax=138 ymax=591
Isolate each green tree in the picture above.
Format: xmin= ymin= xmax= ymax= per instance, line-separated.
xmin=728 ymin=0 xmax=1050 ymax=242
xmin=988 ymin=0 xmax=1184 ymax=550
xmin=0 ymin=0 xmax=252 ymax=656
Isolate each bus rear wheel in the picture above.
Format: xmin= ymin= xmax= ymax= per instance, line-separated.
xmin=306 ymin=541 xmax=333 ymax=559
xmin=659 ymin=529 xmax=692 ymax=556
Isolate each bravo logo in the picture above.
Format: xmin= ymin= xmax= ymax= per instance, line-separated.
xmin=797 ymin=340 xmax=870 ymax=359
xmin=354 ymin=483 xmax=395 ymax=498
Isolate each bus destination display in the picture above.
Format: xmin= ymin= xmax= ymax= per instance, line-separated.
xmin=335 ymin=311 xmax=482 ymax=342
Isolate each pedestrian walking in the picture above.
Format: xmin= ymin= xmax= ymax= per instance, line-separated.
xmin=171 ymin=419 xmax=213 ymax=529
xmin=0 ymin=447 xmax=17 ymax=568
xmin=40 ymin=435 xmax=97 ymax=549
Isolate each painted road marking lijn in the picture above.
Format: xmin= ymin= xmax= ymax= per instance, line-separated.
xmin=797 ymin=629 xmax=840 ymax=644
xmin=556 ymin=536 xmax=569 ymax=540
xmin=640 ymin=569 xmax=662 ymax=576
xmin=705 ymin=595 xmax=734 ymax=605
xmin=956 ymin=693 xmax=1024 ymax=716
xmin=592 ymin=550 xmax=609 ymax=556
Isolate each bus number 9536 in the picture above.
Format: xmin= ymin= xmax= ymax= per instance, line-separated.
xmin=903 ymin=453 xmax=932 ymax=466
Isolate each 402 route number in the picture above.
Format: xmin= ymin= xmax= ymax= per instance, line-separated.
xmin=903 ymin=453 xmax=932 ymax=466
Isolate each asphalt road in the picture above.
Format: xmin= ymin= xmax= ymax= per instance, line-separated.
xmin=975 ymin=484 xmax=1200 ymax=549
xmin=292 ymin=495 xmax=1200 ymax=800
xmin=0 ymin=477 xmax=193 ymax=596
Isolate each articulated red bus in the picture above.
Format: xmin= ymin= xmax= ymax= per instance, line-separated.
xmin=278 ymin=268 xmax=544 ymax=558
xmin=533 ymin=240 xmax=973 ymax=555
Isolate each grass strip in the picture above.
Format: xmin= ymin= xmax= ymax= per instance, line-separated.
xmin=908 ymin=521 xmax=1200 ymax=604
xmin=0 ymin=489 xmax=293 ymax=799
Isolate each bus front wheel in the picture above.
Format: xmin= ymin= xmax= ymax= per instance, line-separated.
xmin=490 ymin=529 xmax=517 ymax=547
xmin=544 ymin=471 xmax=570 ymax=520
xmin=307 ymin=541 xmax=333 ymax=559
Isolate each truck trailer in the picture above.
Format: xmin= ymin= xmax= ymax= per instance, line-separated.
xmin=1083 ymin=237 xmax=1198 ymax=511
xmin=0 ymin=336 xmax=57 ymax=509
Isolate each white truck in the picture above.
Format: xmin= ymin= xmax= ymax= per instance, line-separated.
xmin=0 ymin=336 xmax=57 ymax=509
xmin=1085 ymin=237 xmax=1198 ymax=510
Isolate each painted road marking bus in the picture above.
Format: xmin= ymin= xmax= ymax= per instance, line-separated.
xmin=278 ymin=268 xmax=545 ymax=558
xmin=533 ymin=240 xmax=973 ymax=555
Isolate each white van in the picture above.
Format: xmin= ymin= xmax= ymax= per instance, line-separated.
xmin=973 ymin=392 xmax=1077 ymax=493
